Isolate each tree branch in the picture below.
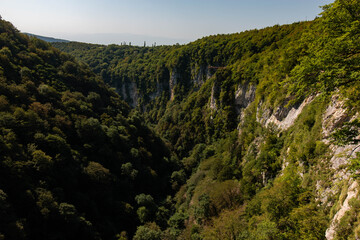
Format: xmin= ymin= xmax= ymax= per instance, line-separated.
xmin=347 ymin=144 xmax=360 ymax=160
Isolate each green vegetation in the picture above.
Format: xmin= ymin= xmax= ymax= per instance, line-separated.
xmin=1 ymin=0 xmax=360 ymax=239
xmin=0 ymin=19 xmax=176 ymax=239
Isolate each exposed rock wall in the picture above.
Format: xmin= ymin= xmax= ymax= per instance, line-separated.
xmin=119 ymin=81 xmax=139 ymax=108
xmin=257 ymin=95 xmax=316 ymax=131
xmin=322 ymin=95 xmax=350 ymax=140
xmin=191 ymin=65 xmax=214 ymax=88
xmin=320 ymin=95 xmax=360 ymax=240
xmin=210 ymin=81 xmax=219 ymax=111
xmin=170 ymin=68 xmax=178 ymax=101
xmin=252 ymin=93 xmax=360 ymax=240
xmin=117 ymin=64 xmax=214 ymax=107
xmin=234 ymin=83 xmax=256 ymax=114
xmin=326 ymin=180 xmax=359 ymax=240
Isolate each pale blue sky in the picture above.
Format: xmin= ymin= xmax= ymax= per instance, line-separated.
xmin=1 ymin=0 xmax=333 ymax=45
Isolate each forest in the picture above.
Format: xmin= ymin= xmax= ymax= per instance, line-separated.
xmin=1 ymin=0 xmax=360 ymax=239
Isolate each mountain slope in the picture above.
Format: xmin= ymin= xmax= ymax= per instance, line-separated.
xmin=1 ymin=0 xmax=360 ymax=239
xmin=24 ymin=33 xmax=70 ymax=43
xmin=0 ymin=19 xmax=176 ymax=239
xmin=53 ymin=1 xmax=360 ymax=239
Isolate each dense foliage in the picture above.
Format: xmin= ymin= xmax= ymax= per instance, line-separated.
xmin=53 ymin=1 xmax=360 ymax=239
xmin=2 ymin=0 xmax=360 ymax=239
xmin=0 ymin=18 xmax=176 ymax=239
xmin=54 ymin=21 xmax=313 ymax=159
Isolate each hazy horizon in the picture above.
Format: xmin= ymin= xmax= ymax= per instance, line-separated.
xmin=2 ymin=0 xmax=333 ymax=46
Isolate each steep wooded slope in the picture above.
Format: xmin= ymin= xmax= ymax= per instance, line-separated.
xmin=0 ymin=18 xmax=176 ymax=239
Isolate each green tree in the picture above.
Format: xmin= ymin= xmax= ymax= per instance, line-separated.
xmin=133 ymin=222 xmax=162 ymax=240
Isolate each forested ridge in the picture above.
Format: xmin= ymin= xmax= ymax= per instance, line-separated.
xmin=0 ymin=17 xmax=177 ymax=239
xmin=2 ymin=0 xmax=360 ymax=239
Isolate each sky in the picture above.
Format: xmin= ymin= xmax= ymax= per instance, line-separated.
xmin=1 ymin=0 xmax=334 ymax=45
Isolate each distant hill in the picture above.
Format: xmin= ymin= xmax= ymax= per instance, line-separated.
xmin=23 ymin=32 xmax=70 ymax=43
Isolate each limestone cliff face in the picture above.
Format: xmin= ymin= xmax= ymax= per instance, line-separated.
xmin=234 ymin=83 xmax=256 ymax=123
xmin=254 ymin=93 xmax=360 ymax=240
xmin=209 ymin=81 xmax=220 ymax=111
xmin=118 ymin=80 xmax=171 ymax=109
xmin=209 ymin=81 xmax=257 ymax=116
xmin=321 ymin=95 xmax=360 ymax=240
xmin=326 ymin=180 xmax=359 ymax=240
xmin=234 ymin=83 xmax=256 ymax=111
xmin=169 ymin=68 xmax=179 ymax=101
xmin=191 ymin=65 xmax=214 ymax=88
xmin=115 ymin=64 xmax=215 ymax=107
xmin=259 ymin=95 xmax=316 ymax=131
xmin=118 ymin=81 xmax=139 ymax=108
xmin=170 ymin=64 xmax=214 ymax=101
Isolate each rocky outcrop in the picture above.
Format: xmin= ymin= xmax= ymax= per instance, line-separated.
xmin=322 ymin=95 xmax=350 ymax=141
xmin=326 ymin=180 xmax=359 ymax=240
xmin=234 ymin=83 xmax=256 ymax=114
xmin=117 ymin=64 xmax=213 ymax=107
xmin=321 ymin=95 xmax=359 ymax=175
xmin=119 ymin=81 xmax=139 ymax=108
xmin=257 ymin=95 xmax=316 ymax=131
xmin=191 ymin=65 xmax=214 ymax=88
xmin=316 ymin=94 xmax=360 ymax=240
xmin=120 ymin=83 xmax=127 ymax=102
xmin=170 ymin=68 xmax=178 ymax=101
xmin=210 ymin=82 xmax=219 ymax=111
